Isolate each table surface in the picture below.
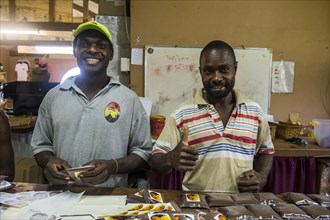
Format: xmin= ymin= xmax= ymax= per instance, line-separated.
xmin=273 ymin=137 xmax=330 ymax=157
xmin=4 ymin=182 xmax=203 ymax=213
xmin=6 ymin=182 xmax=181 ymax=198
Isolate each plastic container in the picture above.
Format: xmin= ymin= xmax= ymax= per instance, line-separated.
xmin=313 ymin=119 xmax=330 ymax=147
xmin=150 ymin=115 xmax=166 ymax=138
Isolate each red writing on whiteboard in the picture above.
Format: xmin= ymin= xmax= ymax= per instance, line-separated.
xmin=165 ymin=55 xmax=190 ymax=62
xmin=166 ymin=64 xmax=196 ymax=72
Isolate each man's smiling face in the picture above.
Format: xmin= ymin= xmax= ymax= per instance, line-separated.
xmin=74 ymin=30 xmax=113 ymax=75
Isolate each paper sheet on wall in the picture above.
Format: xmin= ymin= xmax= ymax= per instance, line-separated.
xmin=131 ymin=48 xmax=143 ymax=65
xmin=272 ymin=61 xmax=295 ymax=93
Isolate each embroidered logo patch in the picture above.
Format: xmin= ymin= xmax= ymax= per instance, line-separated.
xmin=104 ymin=102 xmax=120 ymax=122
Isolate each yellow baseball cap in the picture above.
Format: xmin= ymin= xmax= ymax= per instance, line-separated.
xmin=73 ymin=21 xmax=112 ymax=43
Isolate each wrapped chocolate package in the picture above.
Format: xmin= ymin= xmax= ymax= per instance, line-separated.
xmin=205 ymin=192 xmax=235 ymax=207
xmin=126 ymin=189 xmax=149 ymax=203
xmin=281 ymin=192 xmax=318 ymax=206
xmin=230 ymin=193 xmax=259 ymax=205
xmin=171 ymin=212 xmax=198 ymax=220
xmin=272 ymin=203 xmax=312 ymax=219
xmin=62 ymin=165 xmax=95 ymax=186
xmin=198 ymin=210 xmax=226 ymax=220
xmin=218 ymin=205 xmax=255 ymax=219
xmin=245 ymin=204 xmax=282 ymax=219
xmin=127 ymin=189 xmax=166 ymax=204
xmin=194 ymin=210 xmax=208 ymax=220
xmin=98 ymin=215 xmax=145 ymax=220
xmin=0 ymin=175 xmax=15 ymax=191
xmin=127 ymin=202 xmax=181 ymax=212
xmin=253 ymin=192 xmax=286 ymax=206
xmin=146 ymin=212 xmax=197 ymax=220
xmin=65 ymin=165 xmax=95 ymax=179
xmin=306 ymin=194 xmax=330 ymax=208
xmin=299 ymin=204 xmax=330 ymax=220
xmin=144 ymin=190 xmax=165 ymax=204
xmin=180 ymin=193 xmax=209 ymax=209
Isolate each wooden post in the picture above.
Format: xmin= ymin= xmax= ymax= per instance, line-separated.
xmin=83 ymin=0 xmax=89 ymax=22
xmin=9 ymin=0 xmax=16 ymax=21
xmin=49 ymin=0 xmax=55 ymax=22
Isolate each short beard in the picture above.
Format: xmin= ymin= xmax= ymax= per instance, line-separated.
xmin=203 ymin=79 xmax=235 ymax=102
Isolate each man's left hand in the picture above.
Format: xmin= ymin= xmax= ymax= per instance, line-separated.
xmin=236 ymin=169 xmax=266 ymax=193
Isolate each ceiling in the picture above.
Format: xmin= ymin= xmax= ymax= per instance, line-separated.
xmin=73 ymin=0 xmax=99 ymax=18
xmin=0 ymin=0 xmax=100 ymax=50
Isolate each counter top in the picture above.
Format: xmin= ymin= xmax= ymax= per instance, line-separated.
xmin=273 ymin=137 xmax=330 ymax=157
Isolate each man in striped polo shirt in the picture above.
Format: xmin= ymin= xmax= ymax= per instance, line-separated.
xmin=151 ymin=40 xmax=274 ymax=193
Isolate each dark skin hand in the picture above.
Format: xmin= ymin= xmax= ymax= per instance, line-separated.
xmin=77 ymin=159 xmax=116 ymax=186
xmin=35 ymin=151 xmax=72 ymax=185
xmin=151 ymin=126 xmax=199 ymax=174
xmin=35 ymin=151 xmax=147 ymax=186
xmin=237 ymin=154 xmax=273 ymax=192
xmin=80 ymin=154 xmax=148 ymax=186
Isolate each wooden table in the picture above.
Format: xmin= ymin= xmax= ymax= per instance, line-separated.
xmin=6 ymin=182 xmax=183 ymax=202
xmin=273 ymin=137 xmax=330 ymax=157
xmin=4 ymin=182 xmax=206 ymax=214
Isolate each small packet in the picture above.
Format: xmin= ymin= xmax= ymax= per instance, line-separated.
xmin=146 ymin=212 xmax=172 ymax=220
xmin=180 ymin=193 xmax=209 ymax=209
xmin=65 ymin=165 xmax=95 ymax=179
xmin=126 ymin=189 xmax=149 ymax=203
xmin=300 ymin=204 xmax=330 ymax=219
xmin=218 ymin=205 xmax=255 ymax=219
xmin=198 ymin=210 xmax=226 ymax=220
xmin=253 ymin=192 xmax=286 ymax=206
xmin=0 ymin=175 xmax=15 ymax=191
xmin=171 ymin=212 xmax=198 ymax=220
xmin=143 ymin=190 xmax=165 ymax=203
xmin=230 ymin=193 xmax=259 ymax=205
xmin=64 ymin=165 xmax=95 ymax=186
xmin=100 ymin=215 xmax=145 ymax=220
xmin=163 ymin=202 xmax=181 ymax=212
xmin=271 ymin=203 xmax=311 ymax=219
xmin=245 ymin=204 xmax=282 ymax=219
xmin=306 ymin=194 xmax=330 ymax=208
xmin=127 ymin=202 xmax=181 ymax=213
xmin=205 ymin=192 xmax=235 ymax=207
xmin=281 ymin=192 xmax=318 ymax=206
xmin=194 ymin=210 xmax=208 ymax=220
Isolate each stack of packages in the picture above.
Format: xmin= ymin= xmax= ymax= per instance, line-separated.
xmin=97 ymin=190 xmax=329 ymax=220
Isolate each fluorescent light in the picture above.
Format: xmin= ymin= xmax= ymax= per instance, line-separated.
xmin=1 ymin=30 xmax=39 ymax=35
xmin=18 ymin=45 xmax=73 ymax=55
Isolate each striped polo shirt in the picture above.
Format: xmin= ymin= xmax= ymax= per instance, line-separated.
xmin=152 ymin=88 xmax=274 ymax=192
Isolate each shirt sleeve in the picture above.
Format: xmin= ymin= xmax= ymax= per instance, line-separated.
xmin=30 ymin=94 xmax=54 ymax=155
xmin=152 ymin=113 xmax=182 ymax=155
xmin=256 ymin=114 xmax=275 ymax=155
xmin=127 ymin=97 xmax=152 ymax=163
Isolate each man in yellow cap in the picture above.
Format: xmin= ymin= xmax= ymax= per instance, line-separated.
xmin=31 ymin=21 xmax=152 ymax=188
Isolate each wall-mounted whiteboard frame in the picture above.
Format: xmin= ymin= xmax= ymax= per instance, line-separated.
xmin=144 ymin=45 xmax=272 ymax=117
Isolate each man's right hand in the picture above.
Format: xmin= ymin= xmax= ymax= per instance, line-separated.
xmin=43 ymin=158 xmax=72 ymax=185
xmin=166 ymin=125 xmax=199 ymax=171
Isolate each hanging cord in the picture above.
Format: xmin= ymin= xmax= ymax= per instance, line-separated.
xmin=123 ymin=0 xmax=130 ymax=42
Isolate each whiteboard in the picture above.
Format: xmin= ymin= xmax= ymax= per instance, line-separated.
xmin=144 ymin=45 xmax=272 ymax=117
